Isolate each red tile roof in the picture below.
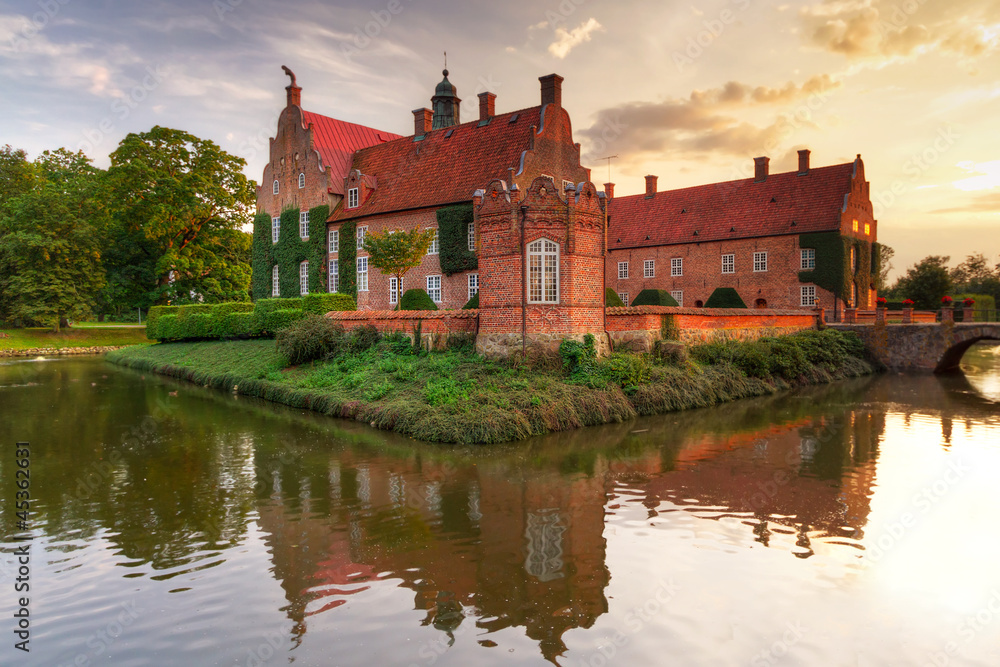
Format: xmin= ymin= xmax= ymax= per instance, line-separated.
xmin=301 ymin=110 xmax=401 ymax=195
xmin=608 ymin=162 xmax=856 ymax=249
xmin=330 ymin=106 xmax=543 ymax=221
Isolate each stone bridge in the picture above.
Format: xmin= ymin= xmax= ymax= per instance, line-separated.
xmin=830 ymin=323 xmax=1000 ymax=373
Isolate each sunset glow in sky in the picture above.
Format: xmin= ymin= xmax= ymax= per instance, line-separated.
xmin=2 ymin=0 xmax=998 ymax=278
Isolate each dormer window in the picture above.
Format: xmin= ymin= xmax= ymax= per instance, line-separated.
xmin=298 ymin=173 xmax=305 ymax=189
xmin=348 ymin=187 xmax=359 ymax=209
xmin=272 ymin=179 xmax=279 ymax=195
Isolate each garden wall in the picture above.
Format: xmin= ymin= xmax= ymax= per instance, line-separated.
xmin=325 ymin=309 xmax=478 ymax=351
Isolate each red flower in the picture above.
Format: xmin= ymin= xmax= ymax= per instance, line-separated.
xmin=941 ymin=295 xmax=953 ymax=304
xmin=876 ymin=297 xmax=887 ymax=306
xmin=963 ymin=298 xmax=975 ymax=307
xmin=903 ymin=299 xmax=914 ymax=306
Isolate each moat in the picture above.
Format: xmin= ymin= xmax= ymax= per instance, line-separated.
xmin=2 ymin=344 xmax=999 ymax=666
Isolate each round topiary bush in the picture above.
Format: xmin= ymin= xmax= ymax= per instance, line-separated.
xmin=630 ymin=289 xmax=679 ymax=307
xmin=399 ymin=288 xmax=438 ymax=311
xmin=605 ymin=288 xmax=625 ymax=307
xmin=704 ymin=288 xmax=747 ymax=308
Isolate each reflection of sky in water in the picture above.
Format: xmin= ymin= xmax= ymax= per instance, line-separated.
xmin=963 ymin=342 xmax=1000 ymax=402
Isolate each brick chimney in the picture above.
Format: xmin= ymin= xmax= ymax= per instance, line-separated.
xmin=754 ymin=156 xmax=770 ymax=183
xmin=798 ymin=149 xmax=811 ymax=175
xmin=539 ymin=73 xmax=564 ymax=107
xmin=604 ymin=182 xmax=615 ymax=199
xmin=478 ymin=92 xmax=496 ymax=122
xmin=645 ymin=175 xmax=657 ymax=199
xmin=286 ymin=84 xmax=301 ymax=107
xmin=413 ymin=108 xmax=433 ymax=136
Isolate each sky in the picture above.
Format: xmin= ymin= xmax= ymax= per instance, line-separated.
xmin=1 ymin=0 xmax=998 ymax=280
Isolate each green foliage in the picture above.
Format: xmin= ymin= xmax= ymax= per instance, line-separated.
xmin=338 ymin=220 xmax=357 ymax=299
xmin=275 ymin=314 xmax=347 ymax=366
xmin=559 ymin=334 xmax=597 ymax=372
xmin=605 ymin=288 xmax=625 ymax=307
xmin=462 ymin=293 xmax=479 ymax=309
xmin=308 ymin=205 xmax=330 ymax=293
xmin=399 ymin=288 xmax=438 ymax=311
xmin=950 ymin=253 xmax=1000 ymax=307
xmin=363 ymin=227 xmax=436 ymax=291
xmin=894 ymin=255 xmax=952 ymax=309
xmin=953 ymin=293 xmax=996 ymax=321
xmin=251 ymin=211 xmax=274 ymax=301
xmin=660 ymin=314 xmax=680 ymax=340
xmin=631 ymin=289 xmax=679 ymax=307
xmin=302 ymin=293 xmax=356 ymax=314
xmin=690 ymin=329 xmax=865 ymax=379
xmin=704 ymin=288 xmax=747 ymax=308
xmin=797 ymin=231 xmax=845 ymax=297
xmin=436 ymin=203 xmax=477 ymax=276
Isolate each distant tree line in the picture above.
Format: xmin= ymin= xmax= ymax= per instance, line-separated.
xmin=0 ymin=127 xmax=255 ymax=330
xmin=884 ymin=253 xmax=1000 ymax=310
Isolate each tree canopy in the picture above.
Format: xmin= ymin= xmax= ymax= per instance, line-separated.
xmin=362 ymin=228 xmax=436 ymax=293
xmin=892 ymin=255 xmax=953 ymax=309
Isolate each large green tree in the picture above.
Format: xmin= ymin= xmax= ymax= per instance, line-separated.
xmin=362 ymin=228 xmax=436 ymax=294
xmin=0 ymin=149 xmax=108 ymax=330
xmin=950 ymin=252 xmax=1000 ymax=302
xmin=106 ymin=126 xmax=256 ymax=305
xmin=894 ymin=255 xmax=953 ymax=309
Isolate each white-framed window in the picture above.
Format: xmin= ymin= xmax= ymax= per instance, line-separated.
xmin=426 ymin=275 xmax=442 ymax=303
xmin=271 ymin=216 xmax=280 ymax=244
xmin=618 ymin=292 xmax=629 ymax=305
xmin=348 ymin=187 xmax=359 ymax=209
xmin=272 ymin=264 xmax=279 ymax=297
xmin=721 ymin=253 xmax=735 ymax=274
xmin=671 ymin=290 xmax=683 ymax=307
xmin=801 ymin=285 xmax=817 ymax=307
xmin=329 ymin=259 xmax=338 ymax=293
xmin=329 ymin=229 xmax=339 ymax=253
xmin=643 ymin=259 xmax=655 ymax=278
xmin=357 ymin=225 xmax=367 ymax=250
xmin=298 ymin=173 xmax=305 ymax=189
xmin=299 ymin=211 xmax=309 ymax=239
xmin=272 ymin=179 xmax=279 ymax=195
xmin=467 ymin=223 xmax=475 ymax=251
xmin=389 ymin=277 xmax=399 ymax=305
xmin=357 ymin=256 xmax=368 ymax=291
xmin=528 ymin=238 xmax=559 ymax=304
xmin=427 ymin=228 xmax=439 ymax=255
xmin=671 ymin=257 xmax=683 ymax=277
xmin=618 ymin=261 xmax=629 ymax=279
xmin=299 ymin=261 xmax=309 ymax=295
xmin=801 ymin=248 xmax=816 ymax=270
xmin=468 ymin=273 xmax=479 ymax=300
xmin=753 ymin=251 xmax=768 ymax=272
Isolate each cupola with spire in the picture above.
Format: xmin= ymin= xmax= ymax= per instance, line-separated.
xmin=431 ymin=68 xmax=461 ymax=130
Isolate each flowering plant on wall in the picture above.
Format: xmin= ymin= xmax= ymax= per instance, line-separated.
xmin=876 ymin=297 xmax=887 ymax=306
xmin=941 ymin=295 xmax=953 ymax=304
xmin=903 ymin=299 xmax=914 ymax=306
xmin=963 ymin=298 xmax=975 ymax=307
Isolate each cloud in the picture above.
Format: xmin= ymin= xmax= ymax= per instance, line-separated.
xmin=952 ymin=160 xmax=1000 ymax=192
xmin=548 ymin=17 xmax=603 ymax=59
xmin=932 ymin=191 xmax=1000 ymax=214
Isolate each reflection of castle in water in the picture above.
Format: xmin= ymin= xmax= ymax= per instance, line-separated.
xmin=252 ymin=394 xmax=883 ymax=662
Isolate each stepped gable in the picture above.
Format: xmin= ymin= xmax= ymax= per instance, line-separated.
xmin=609 ymin=162 xmax=856 ymax=249
xmin=299 ymin=110 xmax=401 ymax=196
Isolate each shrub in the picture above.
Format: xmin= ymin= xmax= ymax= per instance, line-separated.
xmin=302 ymin=293 xmax=356 ymax=314
xmin=253 ymin=298 xmax=304 ymax=333
xmin=462 ymin=293 xmax=479 ymax=309
xmin=704 ymin=288 xmax=747 ymax=308
xmin=275 ymin=314 xmax=347 ymax=366
xmin=348 ymin=324 xmax=382 ymax=352
xmin=267 ymin=308 xmax=306 ymax=333
xmin=559 ymin=334 xmax=596 ymax=372
xmin=630 ymin=289 xmax=678 ymax=307
xmin=605 ymin=289 xmax=625 ymax=307
xmin=399 ymin=288 xmax=438 ymax=311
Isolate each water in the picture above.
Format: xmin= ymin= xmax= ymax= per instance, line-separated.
xmin=1 ymin=344 xmax=999 ymax=666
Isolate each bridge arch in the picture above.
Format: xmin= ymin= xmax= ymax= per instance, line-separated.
xmin=936 ymin=333 xmax=1000 ymax=373
xmin=830 ymin=323 xmax=1000 ymax=374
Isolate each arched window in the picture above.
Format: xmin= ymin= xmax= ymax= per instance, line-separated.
xmin=298 ymin=173 xmax=305 ymax=189
xmin=527 ymin=238 xmax=559 ymax=304
xmin=272 ymin=179 xmax=279 ymax=195
xmin=300 ymin=260 xmax=309 ymax=295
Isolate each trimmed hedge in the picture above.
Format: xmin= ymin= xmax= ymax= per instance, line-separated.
xmin=631 ymin=289 xmax=679 ymax=307
xmin=605 ymin=289 xmax=625 ymax=307
xmin=303 ymin=293 xmax=356 ymax=315
xmin=399 ymin=288 xmax=438 ymax=311
xmin=338 ymin=220 xmax=357 ymax=299
xmin=463 ymin=293 xmax=479 ymax=309
xmin=437 ymin=203 xmax=477 ymax=276
xmin=704 ymin=288 xmax=747 ymax=308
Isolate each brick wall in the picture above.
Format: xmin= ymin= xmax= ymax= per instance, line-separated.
xmin=325 ymin=309 xmax=477 ymax=350
xmin=257 ymin=105 xmax=337 ymax=218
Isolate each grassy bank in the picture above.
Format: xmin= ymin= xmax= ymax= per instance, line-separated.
xmin=107 ymin=328 xmax=874 ymax=444
xmin=1 ymin=327 xmax=149 ymax=350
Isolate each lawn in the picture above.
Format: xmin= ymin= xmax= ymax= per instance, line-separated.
xmin=0 ymin=327 xmax=150 ymax=350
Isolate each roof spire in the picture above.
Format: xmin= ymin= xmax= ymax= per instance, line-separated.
xmin=431 ymin=63 xmax=460 ymax=130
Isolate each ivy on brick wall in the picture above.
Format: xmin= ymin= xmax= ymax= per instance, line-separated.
xmin=338 ymin=219 xmax=357 ymax=299
xmin=250 ymin=206 xmax=331 ymax=301
xmin=308 ymin=205 xmax=329 ymax=294
xmin=437 ymin=203 xmax=477 ymax=276
xmin=871 ymin=242 xmax=885 ymax=291
xmin=798 ymin=231 xmax=875 ymax=302
xmin=275 ymin=208 xmax=309 ymax=297
xmin=251 ymin=212 xmax=273 ymax=301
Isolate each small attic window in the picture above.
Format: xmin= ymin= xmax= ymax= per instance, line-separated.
xmin=730 ymin=226 xmax=736 ymax=232
xmin=509 ymin=114 xmax=519 ymax=123
xmin=681 ymin=208 xmax=687 ymax=213
xmin=693 ymin=230 xmax=699 ymax=236
xmin=445 ymin=128 xmax=455 ymax=138
xmin=644 ymin=235 xmax=650 ymax=240
xmin=791 ymin=220 xmax=798 ymax=226
xmin=616 ymin=238 xmax=621 ymax=243
xmin=770 ymin=197 xmax=777 ymax=203
xmin=477 ymin=119 xmax=490 ymax=128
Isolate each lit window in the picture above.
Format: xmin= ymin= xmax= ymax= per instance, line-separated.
xmin=357 ymin=256 xmax=368 ymax=291
xmin=329 ymin=229 xmax=339 ymax=253
xmin=389 ymin=277 xmax=398 ymax=305
xmin=753 ymin=251 xmax=768 ymax=272
xmin=299 ymin=211 xmax=309 ymax=239
xmin=271 ymin=216 xmax=280 ymax=244
xmin=801 ymin=248 xmax=816 ymax=270
xmin=348 ymin=187 xmax=359 ymax=209
xmin=528 ymin=238 xmax=559 ymax=303
xmin=618 ymin=292 xmax=629 ymax=305
xmin=618 ymin=262 xmax=629 ymax=279
xmin=428 ymin=228 xmax=439 ymax=255
xmin=467 ymin=222 xmax=475 ymax=252
xmin=298 ymin=173 xmax=305 ymax=189
xmin=299 ymin=261 xmax=309 ymax=295
xmin=468 ymin=273 xmax=479 ymax=300
xmin=671 ymin=257 xmax=683 ymax=277
xmin=671 ymin=290 xmax=683 ymax=307
xmin=427 ymin=275 xmax=442 ymax=303
xmin=357 ymin=226 xmax=367 ymax=250
xmin=644 ymin=259 xmax=655 ymax=278
xmin=721 ymin=253 xmax=735 ymax=274
xmin=329 ymin=259 xmax=339 ymax=293
xmin=272 ymin=180 xmax=279 ymax=195
xmin=852 ymin=219 xmax=859 ymax=233
xmin=801 ymin=285 xmax=817 ymax=307
xmin=865 ymin=223 xmax=871 ymax=235
xmin=272 ymin=265 xmax=279 ymax=297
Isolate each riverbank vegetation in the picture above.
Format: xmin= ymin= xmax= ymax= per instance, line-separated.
xmin=108 ymin=322 xmax=873 ymax=444
xmin=0 ymin=326 xmax=149 ymax=351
